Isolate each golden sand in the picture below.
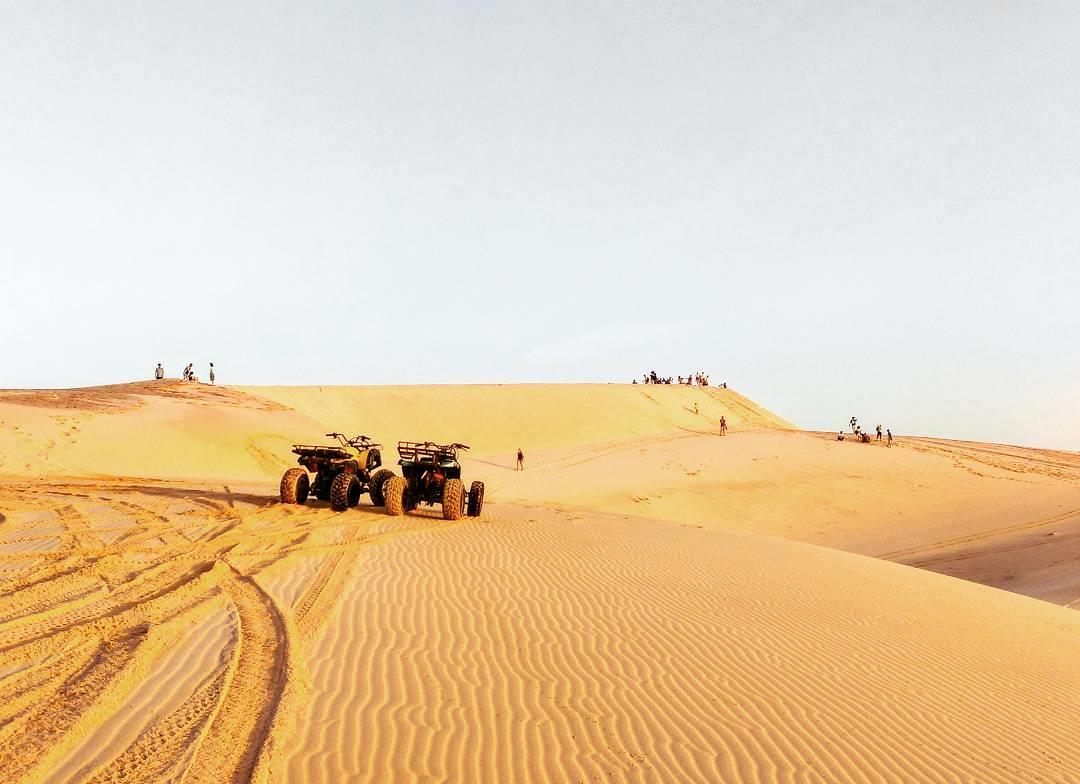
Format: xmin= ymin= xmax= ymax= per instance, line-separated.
xmin=1 ymin=382 xmax=1078 ymax=782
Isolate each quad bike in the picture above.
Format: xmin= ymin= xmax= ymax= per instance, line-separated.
xmin=279 ymin=433 xmax=396 ymax=512
xmin=383 ymin=441 xmax=485 ymax=520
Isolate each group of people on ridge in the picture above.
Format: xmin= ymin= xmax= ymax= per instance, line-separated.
xmin=635 ymin=370 xmax=726 ymax=388
xmin=154 ymin=363 xmax=215 ymax=384
xmin=839 ymin=417 xmax=892 ymax=446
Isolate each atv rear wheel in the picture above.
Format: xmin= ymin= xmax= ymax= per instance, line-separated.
xmin=442 ymin=478 xmax=465 ymax=521
xmin=280 ymin=468 xmax=309 ymax=505
xmin=468 ymin=481 xmax=485 ymax=517
xmin=330 ymin=472 xmax=361 ymax=512
xmin=384 ymin=476 xmax=407 ymax=516
xmin=368 ymin=469 xmax=396 ymax=506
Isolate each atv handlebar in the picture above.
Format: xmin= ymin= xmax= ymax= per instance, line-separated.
xmin=411 ymin=440 xmax=469 ymax=450
xmin=324 ymin=433 xmax=380 ymax=450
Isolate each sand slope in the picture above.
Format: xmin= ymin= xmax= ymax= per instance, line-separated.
xmin=288 ymin=504 xmax=1080 ymax=783
xmin=236 ymin=383 xmax=793 ymax=453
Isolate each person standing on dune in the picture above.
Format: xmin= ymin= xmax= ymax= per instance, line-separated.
xmin=209 ymin=363 xmax=215 ymax=384
xmin=154 ymin=363 xmax=164 ymax=380
xmin=516 ymin=449 xmax=524 ymax=470
xmin=887 ymin=429 xmax=893 ymax=447
xmin=876 ymin=424 xmax=882 ymax=441
xmin=719 ymin=416 xmax=727 ymax=435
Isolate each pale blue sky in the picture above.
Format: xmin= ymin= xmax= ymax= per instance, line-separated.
xmin=2 ymin=2 xmax=1078 ymax=448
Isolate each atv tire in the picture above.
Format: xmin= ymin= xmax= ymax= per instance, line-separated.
xmin=467 ymin=481 xmax=485 ymax=517
xmin=280 ymin=468 xmax=310 ymax=505
xmin=368 ymin=469 xmax=396 ymax=507
xmin=330 ymin=472 xmax=361 ymax=512
xmin=442 ymin=478 xmax=465 ymax=521
xmin=384 ymin=476 xmax=407 ymax=516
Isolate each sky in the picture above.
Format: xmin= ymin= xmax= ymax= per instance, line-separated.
xmin=2 ymin=2 xmax=1078 ymax=449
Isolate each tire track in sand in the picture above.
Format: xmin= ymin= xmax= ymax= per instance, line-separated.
xmin=182 ymin=566 xmax=290 ymax=784
xmin=0 ymin=482 xmax=301 ymax=784
xmin=0 ymin=630 xmax=146 ymax=781
xmin=85 ymin=670 xmax=229 ymax=784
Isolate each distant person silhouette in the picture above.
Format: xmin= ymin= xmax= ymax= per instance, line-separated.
xmin=719 ymin=416 xmax=727 ymax=435
xmin=516 ymin=449 xmax=524 ymax=470
xmin=876 ymin=424 xmax=882 ymax=441
xmin=154 ymin=363 xmax=164 ymax=380
xmin=887 ymin=429 xmax=893 ymax=447
xmin=209 ymin=363 xmax=215 ymax=384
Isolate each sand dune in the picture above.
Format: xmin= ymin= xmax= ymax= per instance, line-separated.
xmin=477 ymin=428 xmax=1080 ymax=605
xmin=2 ymin=382 xmax=1080 ymax=783
xmin=0 ymin=381 xmax=789 ymax=480
xmin=287 ymin=503 xmax=1080 ymax=783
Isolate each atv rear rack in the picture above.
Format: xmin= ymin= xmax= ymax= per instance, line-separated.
xmin=291 ymin=445 xmax=353 ymax=460
xmin=397 ymin=440 xmax=470 ymax=464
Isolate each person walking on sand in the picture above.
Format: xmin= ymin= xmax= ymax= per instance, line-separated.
xmin=887 ymin=429 xmax=893 ymax=447
xmin=209 ymin=363 xmax=215 ymax=384
xmin=516 ymin=449 xmax=524 ymax=470
xmin=719 ymin=416 xmax=727 ymax=435
xmin=154 ymin=363 xmax=164 ymax=380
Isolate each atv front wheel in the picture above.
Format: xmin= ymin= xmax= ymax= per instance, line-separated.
xmin=280 ymin=468 xmax=310 ymax=505
xmin=442 ymin=478 xmax=465 ymax=521
xmin=468 ymin=481 xmax=485 ymax=518
xmin=368 ymin=469 xmax=396 ymax=506
xmin=384 ymin=476 xmax=407 ymax=516
xmin=330 ymin=472 xmax=361 ymax=512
